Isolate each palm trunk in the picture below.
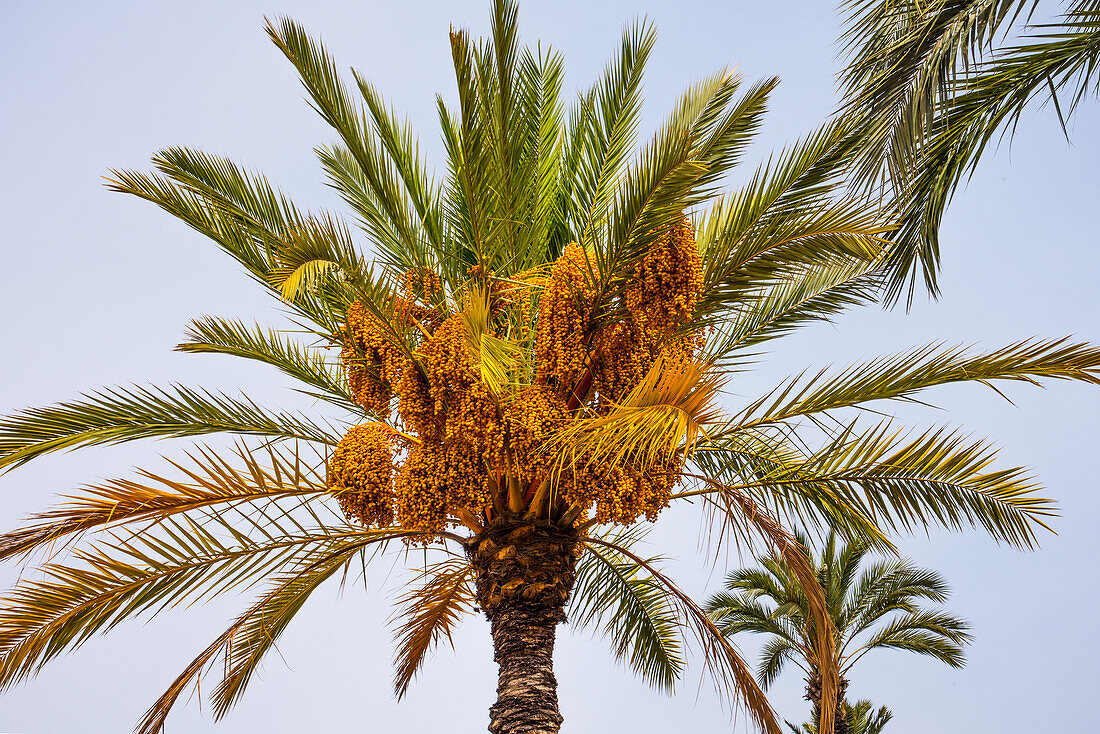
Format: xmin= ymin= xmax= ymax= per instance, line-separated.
xmin=806 ymin=673 xmax=849 ymax=734
xmin=468 ymin=514 xmax=579 ymax=734
xmin=487 ymin=599 xmax=564 ymax=733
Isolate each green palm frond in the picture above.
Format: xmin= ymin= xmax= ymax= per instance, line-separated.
xmin=106 ymin=150 xmax=359 ymax=332
xmin=139 ymin=146 xmax=408 ymax=338
xmin=354 ymin=76 xmax=446 ymax=253
xmin=846 ymin=566 xmax=957 ymax=641
xmin=150 ymin=145 xmax=305 ymax=237
xmin=0 ymin=385 xmax=339 ymax=473
xmin=210 ymin=541 xmax=378 ymax=718
xmin=596 ymin=73 xmax=774 ymax=300
xmin=733 ymin=338 xmax=1100 ymax=430
xmin=0 ymin=442 xmax=328 ymax=563
xmin=104 ymin=168 xmax=294 ymax=305
xmin=839 ymin=0 xmax=1023 ymax=185
xmin=721 ymin=565 xmax=796 ymax=609
xmin=315 ymin=142 xmax=446 ymax=282
xmin=584 ymin=535 xmax=782 ymax=734
xmin=857 ymin=701 xmax=893 ymax=734
xmin=562 ymin=21 xmax=655 ymax=251
xmin=499 ymin=45 xmax=566 ymax=272
xmin=757 ymin=637 xmax=804 ymax=690
xmin=178 ymin=316 xmax=360 ymax=412
xmin=882 ymin=7 xmax=1100 ymax=303
xmin=439 ymin=28 xmax=493 ymax=268
xmin=431 ymin=2 xmax=571 ymax=279
xmin=839 ymin=0 xmax=1100 ymax=301
xmin=570 ymin=528 xmax=684 ymax=694
xmin=694 ymin=421 xmax=1055 ymax=549
xmin=825 ymin=537 xmax=868 ymax=623
xmin=151 ymin=147 xmax=369 ymax=304
xmin=391 ymin=557 xmax=476 ymax=699
xmin=259 ymin=211 xmax=361 ymax=301
xmin=853 ymin=610 xmax=972 ymax=668
xmin=703 ymin=257 xmax=886 ymax=363
xmin=688 ymin=431 xmax=897 ymax=551
xmin=695 ymin=117 xmax=887 ymax=321
xmin=707 ymin=595 xmax=802 ymax=646
xmin=267 ymin=18 xmax=440 ymax=276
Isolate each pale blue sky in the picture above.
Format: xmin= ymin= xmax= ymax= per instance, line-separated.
xmin=1 ymin=1 xmax=1098 ymax=732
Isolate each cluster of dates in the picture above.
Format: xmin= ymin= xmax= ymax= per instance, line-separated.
xmin=327 ymin=218 xmax=703 ymax=535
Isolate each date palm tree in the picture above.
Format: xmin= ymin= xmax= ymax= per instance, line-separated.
xmin=1 ymin=2 xmax=1097 ymax=733
xmin=838 ymin=0 xmax=1100 ymax=303
xmin=708 ymin=532 xmax=969 ymax=734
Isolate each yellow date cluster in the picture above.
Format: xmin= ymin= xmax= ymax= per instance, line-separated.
xmin=329 ymin=220 xmax=703 ymax=533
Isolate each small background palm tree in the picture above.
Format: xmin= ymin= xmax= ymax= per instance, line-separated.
xmin=708 ymin=531 xmax=969 ymax=734
xmin=789 ymin=700 xmax=892 ymax=734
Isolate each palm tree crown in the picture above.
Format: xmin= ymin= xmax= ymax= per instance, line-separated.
xmin=708 ymin=531 xmax=970 ymax=733
xmin=0 ymin=2 xmax=1097 ymax=733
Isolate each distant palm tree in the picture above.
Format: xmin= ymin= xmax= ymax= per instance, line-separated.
xmin=789 ymin=699 xmax=892 ymax=734
xmin=838 ymin=0 xmax=1100 ymax=303
xmin=0 ymin=2 xmax=1095 ymax=734
xmin=708 ymin=532 xmax=969 ymax=734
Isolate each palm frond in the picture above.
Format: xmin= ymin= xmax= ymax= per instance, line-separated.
xmin=210 ymin=540 xmax=380 ymax=718
xmin=0 ymin=385 xmax=339 ymax=473
xmin=135 ymin=528 xmax=405 ymax=734
xmin=0 ymin=510 xmax=376 ymax=692
xmin=354 ymin=75 xmax=446 ymax=253
xmin=790 ymin=698 xmax=894 ymax=734
xmin=440 ymin=26 xmax=493 ymax=267
xmin=707 ymin=595 xmax=802 ymax=647
xmin=839 ymin=1 xmax=1100 ymax=301
xmin=702 ymin=257 xmax=886 ymax=363
xmin=550 ymin=355 xmax=723 ymax=471
xmin=390 ymin=557 xmax=476 ymax=699
xmin=688 ymin=430 xmax=894 ymax=550
xmin=152 ymin=148 xmax=372 ymax=309
xmin=885 ymin=9 xmax=1100 ymax=303
xmin=267 ymin=17 xmax=438 ymax=275
xmin=570 ymin=527 xmax=684 ymax=694
xmin=845 ymin=564 xmax=955 ymax=639
xmin=0 ymin=442 xmax=328 ymax=564
xmin=696 ymin=116 xmax=888 ymax=321
xmin=756 ymin=637 xmax=802 ymax=690
xmin=458 ymin=285 xmax=527 ymax=395
xmin=597 ymin=71 xmax=771 ymax=297
xmin=734 ymin=338 xmax=1100 ymax=429
xmin=178 ymin=316 xmax=360 ymax=412
xmin=107 ymin=149 xmax=364 ymax=332
xmin=839 ymin=0 xmax=1022 ymax=185
xmin=584 ymin=536 xmax=781 ymax=734
xmin=562 ymin=20 xmax=656 ymax=250
xmin=695 ymin=421 xmax=1056 ymax=549
xmin=854 ymin=609 xmax=972 ymax=668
